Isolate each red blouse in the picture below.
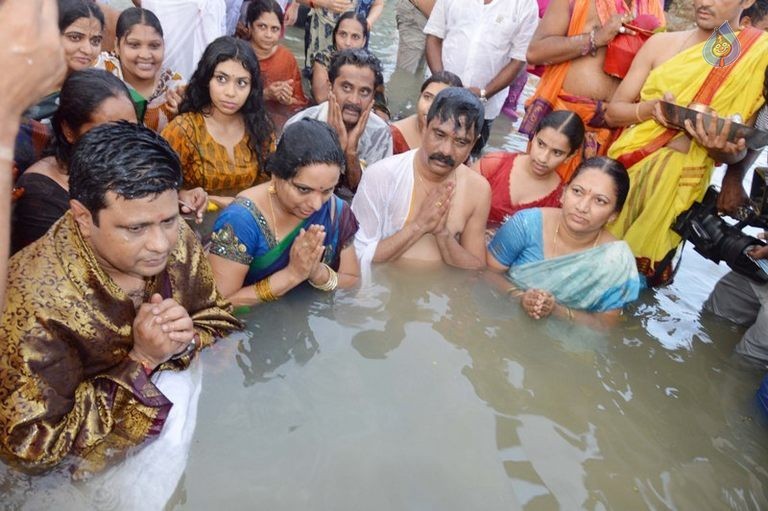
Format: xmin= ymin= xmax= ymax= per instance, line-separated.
xmin=479 ymin=152 xmax=564 ymax=226
xmin=390 ymin=124 xmax=411 ymax=155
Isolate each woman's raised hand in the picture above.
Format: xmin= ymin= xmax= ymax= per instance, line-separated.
xmin=287 ymin=225 xmax=326 ymax=282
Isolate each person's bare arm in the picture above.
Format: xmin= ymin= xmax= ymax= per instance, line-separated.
xmin=468 ymin=59 xmax=526 ymax=101
xmin=0 ymin=0 xmax=65 ymax=305
xmin=294 ymin=0 xmax=350 ymax=13
xmin=312 ymin=62 xmax=330 ymax=105
xmin=373 ymin=183 xmax=453 ymax=263
xmin=527 ymin=0 xmax=629 ymax=66
xmin=95 ymin=2 xmax=119 ymax=51
xmin=604 ymin=35 xmax=663 ymax=128
xmin=337 ymin=244 xmax=360 ymax=288
xmin=718 ymin=147 xmax=761 ymax=215
xmin=366 ymin=0 xmax=385 ymax=27
xmin=434 ymin=178 xmax=490 ymax=269
xmin=412 ymin=0 xmax=436 ymax=17
xmin=425 ymin=35 xmax=444 ymax=74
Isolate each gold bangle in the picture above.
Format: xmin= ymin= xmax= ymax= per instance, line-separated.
xmin=505 ymin=286 xmax=524 ymax=298
xmin=253 ymin=277 xmax=278 ymax=302
xmin=566 ymin=306 xmax=575 ymax=321
xmin=635 ymin=102 xmax=643 ymax=123
xmin=309 ymin=263 xmax=339 ymax=292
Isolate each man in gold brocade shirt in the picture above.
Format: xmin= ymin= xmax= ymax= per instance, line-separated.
xmin=0 ymin=122 xmax=241 ymax=475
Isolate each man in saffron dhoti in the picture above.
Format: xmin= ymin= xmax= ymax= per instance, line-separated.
xmin=524 ymin=0 xmax=666 ymax=181
xmin=604 ymin=0 xmax=768 ymax=286
xmin=0 ymin=122 xmax=241 ymax=475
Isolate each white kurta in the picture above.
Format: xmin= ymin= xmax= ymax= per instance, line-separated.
xmin=423 ymin=0 xmax=538 ymax=120
xmin=142 ymin=0 xmax=226 ymax=79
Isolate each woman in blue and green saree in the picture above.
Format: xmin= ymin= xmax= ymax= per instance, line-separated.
xmin=208 ymin=118 xmax=360 ymax=305
xmin=486 ymin=156 xmax=641 ymax=328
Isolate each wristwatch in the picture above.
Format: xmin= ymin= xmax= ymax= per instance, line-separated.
xmin=479 ymin=88 xmax=488 ymax=104
xmin=171 ymin=335 xmax=198 ymax=361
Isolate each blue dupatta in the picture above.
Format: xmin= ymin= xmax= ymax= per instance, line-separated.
xmin=508 ymin=241 xmax=641 ymax=312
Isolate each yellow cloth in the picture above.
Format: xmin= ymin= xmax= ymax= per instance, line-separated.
xmin=0 ymin=213 xmax=241 ymax=474
xmin=607 ymin=32 xmax=768 ymax=283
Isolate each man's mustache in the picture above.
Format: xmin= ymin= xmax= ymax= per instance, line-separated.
xmin=342 ymin=104 xmax=362 ymax=115
xmin=429 ymin=153 xmax=456 ymax=167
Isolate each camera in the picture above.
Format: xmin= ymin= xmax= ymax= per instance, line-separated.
xmin=672 ymin=168 xmax=768 ymax=284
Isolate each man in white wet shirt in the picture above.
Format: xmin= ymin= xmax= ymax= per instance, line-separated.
xmin=284 ymin=48 xmax=393 ymax=200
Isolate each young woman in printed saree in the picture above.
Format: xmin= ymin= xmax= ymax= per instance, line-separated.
xmin=486 ymin=156 xmax=640 ymax=328
xmin=162 ymin=36 xmax=275 ymax=199
xmin=99 ymin=7 xmax=185 ymax=132
xmin=209 ymin=119 xmax=360 ymax=306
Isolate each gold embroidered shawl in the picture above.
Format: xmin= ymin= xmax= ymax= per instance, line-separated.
xmin=0 ymin=212 xmax=241 ymax=475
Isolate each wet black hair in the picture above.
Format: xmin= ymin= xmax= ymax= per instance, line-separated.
xmin=535 ymin=110 xmax=585 ymax=156
xmin=425 ymin=87 xmax=485 ymax=139
xmin=69 ymin=121 xmax=182 ymax=223
xmin=328 ymin=48 xmax=384 ymax=90
xmin=52 ymin=68 xmax=133 ymax=170
xmin=420 ymin=71 xmax=463 ymax=93
xmin=742 ymin=0 xmax=768 ymax=24
xmin=268 ymin=119 xmax=345 ymax=180
xmin=246 ymin=0 xmax=284 ymax=28
xmin=115 ymin=7 xmax=164 ymax=41
xmin=570 ymin=156 xmax=630 ymax=212
xmin=58 ymin=0 xmax=105 ymax=32
xmin=332 ymin=11 xmax=369 ymax=48
xmin=179 ymin=36 xmax=274 ymax=170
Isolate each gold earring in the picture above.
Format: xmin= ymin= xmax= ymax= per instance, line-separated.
xmin=268 ymin=183 xmax=276 ymax=195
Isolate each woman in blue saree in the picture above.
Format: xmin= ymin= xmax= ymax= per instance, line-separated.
xmin=486 ymin=157 xmax=640 ymax=328
xmin=208 ymin=119 xmax=360 ymax=305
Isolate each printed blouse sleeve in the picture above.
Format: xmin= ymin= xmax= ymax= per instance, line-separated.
xmin=209 ymin=202 xmax=262 ymax=266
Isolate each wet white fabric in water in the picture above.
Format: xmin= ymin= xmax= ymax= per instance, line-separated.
xmin=351 ymin=149 xmax=418 ymax=284
xmin=83 ymin=358 xmax=204 ymax=510
xmin=18 ymin=358 xmax=204 ymax=511
xmin=142 ymin=0 xmax=226 ymax=78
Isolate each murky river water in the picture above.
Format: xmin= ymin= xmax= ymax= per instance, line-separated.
xmin=2 ymin=3 xmax=768 ymax=510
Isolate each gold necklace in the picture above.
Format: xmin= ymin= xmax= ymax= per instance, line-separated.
xmin=552 ymin=222 xmax=601 ymax=257
xmin=267 ymin=187 xmax=280 ymax=243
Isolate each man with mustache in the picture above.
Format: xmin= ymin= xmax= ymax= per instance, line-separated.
xmin=284 ymin=48 xmax=393 ymax=200
xmin=603 ymin=0 xmax=768 ymax=286
xmin=352 ymin=87 xmax=491 ymax=272
xmin=425 ymin=0 xmax=539 ymax=157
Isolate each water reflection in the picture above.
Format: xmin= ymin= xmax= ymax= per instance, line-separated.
xmin=236 ymin=294 xmax=321 ymax=385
